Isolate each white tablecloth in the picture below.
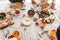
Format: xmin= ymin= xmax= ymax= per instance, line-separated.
xmin=0 ymin=0 xmax=60 ymax=40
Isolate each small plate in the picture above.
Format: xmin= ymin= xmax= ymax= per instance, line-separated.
xmin=6 ymin=29 xmax=22 ymax=40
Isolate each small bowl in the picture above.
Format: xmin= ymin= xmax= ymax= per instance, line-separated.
xmin=0 ymin=11 xmax=6 ymax=20
xmin=48 ymin=29 xmax=57 ymax=39
xmin=22 ymin=16 xmax=32 ymax=25
xmin=7 ymin=30 xmax=22 ymax=40
xmin=28 ymin=8 xmax=35 ymax=17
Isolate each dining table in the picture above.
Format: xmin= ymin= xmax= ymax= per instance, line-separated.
xmin=0 ymin=0 xmax=60 ymax=40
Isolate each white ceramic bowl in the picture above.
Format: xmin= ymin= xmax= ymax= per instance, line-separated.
xmin=22 ymin=16 xmax=32 ymax=25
